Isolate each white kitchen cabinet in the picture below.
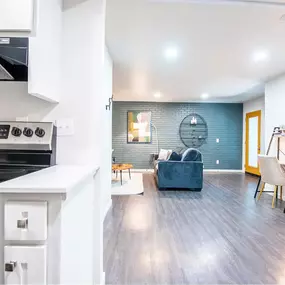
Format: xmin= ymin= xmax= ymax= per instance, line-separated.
xmin=5 ymin=201 xmax=47 ymax=241
xmin=4 ymin=246 xmax=47 ymax=285
xmin=28 ymin=0 xmax=62 ymax=103
xmin=0 ymin=0 xmax=34 ymax=32
xmin=0 ymin=166 xmax=103 ymax=285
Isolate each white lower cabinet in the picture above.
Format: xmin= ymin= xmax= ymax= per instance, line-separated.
xmin=4 ymin=201 xmax=48 ymax=285
xmin=4 ymin=246 xmax=47 ymax=285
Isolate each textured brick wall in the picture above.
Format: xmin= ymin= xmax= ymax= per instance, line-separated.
xmin=112 ymin=102 xmax=243 ymax=169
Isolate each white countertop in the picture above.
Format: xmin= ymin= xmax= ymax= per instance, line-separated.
xmin=0 ymin=165 xmax=99 ymax=193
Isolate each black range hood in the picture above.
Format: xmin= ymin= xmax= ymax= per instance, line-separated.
xmin=0 ymin=38 xmax=28 ymax=82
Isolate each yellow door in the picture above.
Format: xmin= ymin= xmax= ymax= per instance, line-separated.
xmin=245 ymin=110 xmax=261 ymax=175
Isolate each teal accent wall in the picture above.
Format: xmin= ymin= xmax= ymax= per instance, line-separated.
xmin=112 ymin=102 xmax=243 ymax=169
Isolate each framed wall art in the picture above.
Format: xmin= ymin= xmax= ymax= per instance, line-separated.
xmin=127 ymin=111 xmax=152 ymax=143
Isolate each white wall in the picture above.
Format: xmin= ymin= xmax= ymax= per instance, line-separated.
xmin=261 ymin=74 xmax=285 ymax=194
xmin=52 ymin=3 xmax=107 ymax=282
xmin=40 ymin=0 xmax=105 ymax=166
xmin=265 ymin=74 xmax=285 ymax=159
xmin=102 ymin=48 xmax=113 ymax=216
xmin=0 ymin=82 xmax=54 ymax=121
xmin=243 ymin=96 xmax=265 ymax=170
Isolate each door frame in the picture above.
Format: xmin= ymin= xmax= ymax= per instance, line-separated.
xmin=245 ymin=110 xmax=261 ymax=176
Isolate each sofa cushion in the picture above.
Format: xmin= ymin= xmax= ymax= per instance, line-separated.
xmin=181 ymin=148 xmax=202 ymax=162
xmin=168 ymin=152 xmax=181 ymax=161
xmin=157 ymin=160 xmax=203 ymax=190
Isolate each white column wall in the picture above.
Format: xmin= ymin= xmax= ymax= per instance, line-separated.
xmin=102 ymin=49 xmax=113 ymax=216
xmin=42 ymin=1 xmax=110 ymax=283
xmin=44 ymin=0 xmax=106 ymax=166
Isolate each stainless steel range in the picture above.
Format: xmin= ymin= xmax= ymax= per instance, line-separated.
xmin=0 ymin=122 xmax=56 ymax=182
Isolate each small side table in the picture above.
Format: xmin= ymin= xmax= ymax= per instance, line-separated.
xmin=112 ymin=164 xmax=133 ymax=185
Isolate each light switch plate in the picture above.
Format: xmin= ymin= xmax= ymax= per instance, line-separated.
xmin=56 ymin=118 xmax=75 ymax=136
xmin=216 ymin=138 xmax=220 ymax=143
xmin=216 ymin=160 xmax=220 ymax=165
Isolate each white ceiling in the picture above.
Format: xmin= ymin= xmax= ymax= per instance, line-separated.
xmin=106 ymin=0 xmax=285 ymax=102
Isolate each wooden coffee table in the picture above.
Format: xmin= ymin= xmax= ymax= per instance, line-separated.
xmin=112 ymin=164 xmax=133 ymax=185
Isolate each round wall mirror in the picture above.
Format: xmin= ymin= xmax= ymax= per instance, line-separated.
xmin=179 ymin=113 xmax=208 ymax=148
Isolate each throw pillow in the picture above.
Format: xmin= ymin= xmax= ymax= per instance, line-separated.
xmin=168 ymin=152 xmax=181 ymax=161
xmin=166 ymin=149 xmax=173 ymax=160
xmin=181 ymin=148 xmax=202 ymax=162
xmin=158 ymin=149 xmax=170 ymax=161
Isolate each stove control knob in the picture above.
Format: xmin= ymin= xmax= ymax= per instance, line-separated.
xmin=23 ymin=127 xmax=33 ymax=138
xmin=11 ymin=127 xmax=22 ymax=137
xmin=35 ymin=127 xmax=45 ymax=138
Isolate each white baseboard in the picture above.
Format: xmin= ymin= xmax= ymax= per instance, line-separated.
xmin=132 ymin=169 xmax=243 ymax=173
xmin=204 ymin=169 xmax=244 ymax=173
xmin=132 ymin=169 xmax=154 ymax=173
xmin=100 ymin=272 xmax=106 ymax=285
xmin=103 ymin=199 xmax=112 ymax=221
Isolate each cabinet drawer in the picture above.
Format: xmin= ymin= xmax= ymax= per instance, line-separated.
xmin=4 ymin=246 xmax=47 ymax=285
xmin=5 ymin=201 xmax=47 ymax=241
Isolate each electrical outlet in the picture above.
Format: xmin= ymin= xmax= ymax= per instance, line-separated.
xmin=56 ymin=119 xmax=74 ymax=136
xmin=16 ymin=117 xmax=28 ymax=122
xmin=216 ymin=160 xmax=220 ymax=165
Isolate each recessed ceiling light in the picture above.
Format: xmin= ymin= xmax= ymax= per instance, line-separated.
xmin=252 ymin=50 xmax=269 ymax=63
xmin=164 ymin=47 xmax=178 ymax=60
xmin=201 ymin=93 xmax=209 ymax=99
xmin=154 ymin=92 xmax=162 ymax=98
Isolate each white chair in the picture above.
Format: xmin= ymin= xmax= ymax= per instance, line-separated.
xmin=258 ymin=155 xmax=285 ymax=208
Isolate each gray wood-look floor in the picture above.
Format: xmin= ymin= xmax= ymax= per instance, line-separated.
xmin=104 ymin=173 xmax=285 ymax=284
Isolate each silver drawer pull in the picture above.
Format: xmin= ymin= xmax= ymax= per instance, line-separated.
xmin=17 ymin=219 xmax=28 ymax=229
xmin=5 ymin=261 xmax=17 ymax=272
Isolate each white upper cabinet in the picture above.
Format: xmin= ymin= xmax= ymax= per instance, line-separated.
xmin=0 ymin=0 xmax=34 ymax=32
xmin=28 ymin=0 xmax=62 ymax=103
